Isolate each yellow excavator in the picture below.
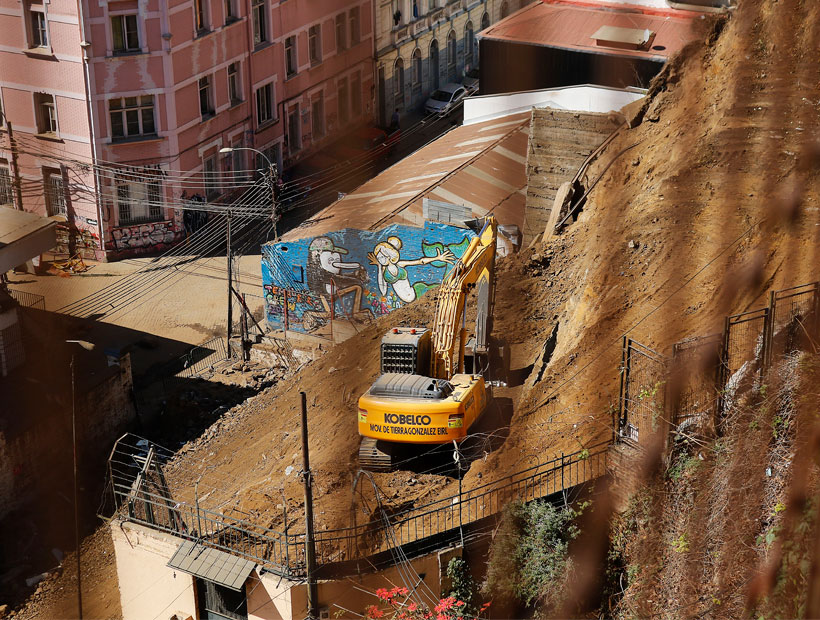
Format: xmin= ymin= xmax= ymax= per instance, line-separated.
xmin=357 ymin=217 xmax=507 ymax=471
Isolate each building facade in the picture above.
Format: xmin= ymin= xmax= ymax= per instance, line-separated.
xmin=373 ymin=0 xmax=530 ymax=126
xmin=0 ymin=0 xmax=373 ymax=260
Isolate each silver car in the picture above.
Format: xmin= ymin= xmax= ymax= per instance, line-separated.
xmin=424 ymin=83 xmax=468 ymax=115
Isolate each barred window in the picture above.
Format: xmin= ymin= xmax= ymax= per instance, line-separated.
xmin=110 ymin=96 xmax=155 ymax=140
xmin=0 ymin=162 xmax=14 ymax=206
xmin=116 ymin=176 xmax=162 ymax=225
xmin=44 ymin=169 xmax=66 ymax=216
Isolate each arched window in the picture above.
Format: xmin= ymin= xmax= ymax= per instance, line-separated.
xmin=412 ymin=47 xmax=423 ymax=96
xmin=464 ymin=21 xmax=474 ymax=66
xmin=481 ymin=11 xmax=489 ymax=30
xmin=429 ymin=39 xmax=440 ymax=90
xmin=500 ymin=2 xmax=509 ymax=19
xmin=447 ymin=30 xmax=457 ymax=82
xmin=394 ymin=57 xmax=405 ymax=108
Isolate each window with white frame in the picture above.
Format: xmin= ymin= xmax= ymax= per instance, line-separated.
xmin=229 ymin=141 xmax=247 ymax=180
xmin=199 ymin=76 xmax=214 ymax=118
xmin=252 ymin=0 xmax=267 ymax=46
xmin=193 ymin=0 xmax=209 ymax=33
xmin=228 ymin=62 xmax=242 ymax=104
xmin=287 ymin=106 xmax=300 ymax=152
xmin=351 ymin=72 xmax=361 ymax=118
xmin=28 ymin=5 xmax=48 ymax=48
xmin=116 ymin=174 xmax=162 ymax=225
xmin=111 ymin=14 xmax=140 ymax=54
xmin=338 ymin=77 xmax=349 ymax=124
xmin=285 ymin=36 xmax=297 ymax=77
xmin=349 ymin=6 xmax=360 ymax=45
xmin=308 ymin=24 xmax=321 ymax=65
xmin=335 ymin=13 xmax=346 ymax=51
xmin=311 ymin=94 xmax=324 ymax=139
xmin=109 ymin=96 xmax=155 ymax=140
xmin=44 ymin=168 xmax=66 ymax=216
xmin=0 ymin=160 xmax=13 ymax=207
xmin=255 ymin=82 xmax=274 ymax=126
xmin=202 ymin=154 xmax=219 ymax=198
xmin=35 ymin=93 xmax=57 ymax=135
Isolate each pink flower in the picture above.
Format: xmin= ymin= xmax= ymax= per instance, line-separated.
xmin=376 ymin=588 xmax=391 ymax=601
xmin=408 ymin=603 xmax=418 ymax=612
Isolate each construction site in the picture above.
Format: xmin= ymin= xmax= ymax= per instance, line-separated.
xmin=4 ymin=0 xmax=820 ymax=618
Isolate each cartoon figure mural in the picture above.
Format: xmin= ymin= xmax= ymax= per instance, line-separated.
xmin=261 ymin=221 xmax=476 ymax=335
xmin=369 ymin=236 xmax=454 ymax=304
xmin=307 ymin=237 xmax=368 ymax=315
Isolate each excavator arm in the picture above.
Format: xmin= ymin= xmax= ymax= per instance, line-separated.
xmin=430 ymin=217 xmax=497 ymax=380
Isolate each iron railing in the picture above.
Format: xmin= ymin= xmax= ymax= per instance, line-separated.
xmin=169 ymin=336 xmax=228 ymax=378
xmin=109 ymin=433 xmax=607 ymax=579
xmin=618 ymin=337 xmax=667 ymax=445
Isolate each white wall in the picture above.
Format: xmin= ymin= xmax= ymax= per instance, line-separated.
xmin=464 ymin=84 xmax=646 ymax=125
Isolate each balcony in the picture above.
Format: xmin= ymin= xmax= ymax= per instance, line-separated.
xmin=411 ymin=19 xmax=427 ymax=37
xmin=429 ymin=8 xmax=444 ymax=24
xmin=392 ymin=25 xmax=409 ymax=45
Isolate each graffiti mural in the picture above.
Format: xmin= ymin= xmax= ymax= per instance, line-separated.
xmin=261 ymin=221 xmax=475 ymax=335
xmin=108 ymin=221 xmax=178 ymax=251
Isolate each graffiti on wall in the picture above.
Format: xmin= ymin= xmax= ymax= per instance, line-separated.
xmin=109 ymin=221 xmax=178 ymax=251
xmin=261 ymin=221 xmax=475 ymax=335
xmin=55 ymin=223 xmax=100 ymax=259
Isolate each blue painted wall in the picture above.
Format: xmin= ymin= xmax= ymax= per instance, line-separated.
xmin=261 ymin=222 xmax=476 ymax=334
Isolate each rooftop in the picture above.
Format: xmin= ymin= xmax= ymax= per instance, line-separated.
xmin=0 ymin=206 xmax=57 ymax=273
xmin=477 ymin=0 xmax=702 ymax=63
xmin=283 ymin=112 xmax=531 ymax=239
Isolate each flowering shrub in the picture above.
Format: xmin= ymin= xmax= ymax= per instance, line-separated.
xmin=361 ymin=586 xmax=491 ymax=620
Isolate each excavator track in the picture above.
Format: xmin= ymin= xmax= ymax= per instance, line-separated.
xmin=358 ymin=437 xmax=395 ymax=472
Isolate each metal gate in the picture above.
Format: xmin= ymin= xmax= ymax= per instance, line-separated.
xmin=618 ymin=337 xmax=667 ymax=446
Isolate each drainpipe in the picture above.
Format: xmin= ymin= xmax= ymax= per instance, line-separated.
xmin=75 ymin=0 xmax=107 ymax=259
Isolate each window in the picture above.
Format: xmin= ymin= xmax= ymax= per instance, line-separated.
xmin=481 ymin=11 xmax=489 ymax=30
xmin=230 ymin=142 xmax=247 ymax=180
xmin=252 ymin=0 xmax=266 ymax=45
xmin=29 ymin=8 xmax=48 ymax=48
xmin=35 ymin=93 xmax=57 ymax=135
xmin=500 ymin=1 xmax=509 ymax=19
xmin=116 ymin=175 xmax=162 ymax=224
xmin=335 ymin=13 xmax=346 ymax=51
xmin=255 ymin=82 xmax=273 ymax=126
xmin=308 ymin=24 xmax=321 ymax=65
xmin=412 ymin=48 xmax=422 ymax=94
xmin=337 ymin=78 xmax=349 ymax=125
xmin=465 ymin=22 xmax=474 ymax=64
xmin=225 ymin=0 xmax=237 ymax=22
xmin=0 ymin=161 xmax=13 ymax=207
xmin=203 ymin=155 xmax=219 ymax=198
xmin=44 ymin=169 xmax=66 ymax=216
xmin=311 ymin=94 xmax=324 ymax=139
xmin=447 ymin=30 xmax=456 ymax=82
xmin=196 ymin=578 xmax=248 ymax=620
xmin=228 ymin=62 xmax=242 ymax=104
xmin=109 ymin=96 xmax=155 ymax=140
xmin=351 ymin=72 xmax=361 ymax=117
xmin=349 ymin=7 xmax=360 ymax=45
xmin=111 ymin=14 xmax=140 ymax=53
xmin=285 ymin=36 xmax=297 ymax=77
xmin=199 ymin=76 xmax=214 ymax=118
xmin=193 ymin=0 xmax=209 ymax=33
xmin=287 ymin=106 xmax=300 ymax=152
xmin=412 ymin=0 xmax=419 ymax=19
xmin=393 ymin=58 xmax=404 ymax=107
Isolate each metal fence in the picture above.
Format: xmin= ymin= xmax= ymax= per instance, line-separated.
xmin=109 ymin=433 xmax=607 ymax=579
xmin=671 ymin=334 xmax=721 ymax=434
xmin=618 ymin=337 xmax=667 ymax=445
xmin=170 ymin=336 xmax=229 ymax=379
xmin=621 ymin=280 xmax=819 ymax=446
xmin=7 ymin=288 xmax=46 ymax=311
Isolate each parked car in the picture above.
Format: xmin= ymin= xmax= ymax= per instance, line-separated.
xmin=424 ymin=83 xmax=468 ymax=115
xmin=462 ymin=67 xmax=480 ymax=94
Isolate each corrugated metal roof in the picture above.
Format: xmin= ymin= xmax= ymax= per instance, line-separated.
xmin=477 ymin=0 xmax=699 ymax=62
xmin=167 ymin=540 xmax=255 ymax=591
xmin=283 ymin=112 xmax=531 ymax=240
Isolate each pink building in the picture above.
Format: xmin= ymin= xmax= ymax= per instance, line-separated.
xmin=0 ymin=0 xmax=373 ymax=260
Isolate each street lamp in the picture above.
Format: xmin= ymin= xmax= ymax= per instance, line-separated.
xmin=66 ymin=339 xmax=95 ymax=620
xmin=218 ymin=146 xmax=279 ymax=241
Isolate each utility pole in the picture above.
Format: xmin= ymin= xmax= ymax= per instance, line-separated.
xmin=300 ymin=391 xmax=318 ymax=620
xmin=7 ymin=122 xmax=24 ymax=211
xmin=226 ymin=210 xmax=233 ymax=360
